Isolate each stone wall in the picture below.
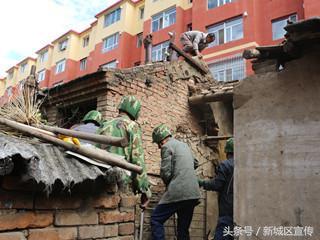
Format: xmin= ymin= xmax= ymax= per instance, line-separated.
xmin=234 ymin=51 xmax=320 ymax=239
xmin=0 ymin=176 xmax=136 ymax=240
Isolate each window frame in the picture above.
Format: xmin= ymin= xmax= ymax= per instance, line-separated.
xmin=208 ymin=0 xmax=234 ymax=9
xmin=83 ymin=36 xmax=90 ymax=47
xmin=136 ymin=33 xmax=143 ymax=48
xmin=104 ymin=8 xmax=121 ymax=27
xmin=139 ymin=7 xmax=144 ymax=19
xmin=59 ymin=39 xmax=68 ymax=51
xmin=272 ymin=14 xmax=298 ymax=40
xmin=102 ymin=32 xmax=120 ymax=53
xmin=207 ymin=16 xmax=243 ymax=47
xmin=39 ymin=50 xmax=49 ymax=63
xmin=151 ymin=41 xmax=170 ymax=62
xmin=37 ymin=69 xmax=46 ymax=82
xmin=55 ymin=59 xmax=66 ymax=74
xmin=151 ymin=7 xmax=176 ymax=32
xmin=80 ymin=57 xmax=87 ymax=71
xmin=101 ymin=60 xmax=118 ymax=69
xmin=20 ymin=63 xmax=27 ymax=73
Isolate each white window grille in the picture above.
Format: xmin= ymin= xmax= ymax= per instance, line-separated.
xmin=207 ymin=16 xmax=243 ymax=47
xmin=208 ymin=0 xmax=234 ymax=9
xmin=152 ymin=41 xmax=169 ymax=62
xmin=37 ymin=69 xmax=46 ymax=82
xmin=272 ymin=14 xmax=297 ymax=40
xmin=102 ymin=33 xmax=119 ymax=53
xmin=151 ymin=7 xmax=176 ymax=32
xmin=104 ymin=8 xmax=121 ymax=27
xmin=55 ymin=59 xmax=66 ymax=74
xmin=209 ymin=55 xmax=246 ymax=82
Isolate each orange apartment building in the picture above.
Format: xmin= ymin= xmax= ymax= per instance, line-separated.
xmin=1 ymin=0 xmax=320 ymax=104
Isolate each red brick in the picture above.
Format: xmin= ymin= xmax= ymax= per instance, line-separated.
xmin=0 ymin=212 xmax=53 ymax=231
xmin=0 ymin=232 xmax=26 ymax=240
xmin=119 ymin=236 xmax=134 ymax=240
xmin=78 ymin=225 xmax=104 ymax=239
xmin=119 ymin=223 xmax=134 ymax=236
xmin=120 ymin=195 xmax=137 ymax=208
xmin=93 ymin=194 xmax=120 ymax=209
xmin=0 ymin=190 xmax=33 ymax=209
xmin=99 ymin=210 xmax=134 ymax=224
xmin=28 ymin=227 xmax=77 ymax=240
xmin=35 ymin=195 xmax=82 ymax=210
xmin=104 ymin=224 xmax=119 ymax=237
xmin=55 ymin=210 xmax=98 ymax=226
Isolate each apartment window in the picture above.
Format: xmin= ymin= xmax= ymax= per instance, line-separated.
xmin=7 ymin=87 xmax=12 ymax=97
xmin=59 ymin=39 xmax=68 ymax=51
xmin=140 ymin=7 xmax=144 ymax=19
xmin=104 ymin=8 xmax=121 ymax=27
xmin=55 ymin=59 xmax=66 ymax=74
xmin=208 ymin=0 xmax=234 ymax=9
xmin=102 ymin=33 xmax=119 ymax=53
xmin=83 ymin=36 xmax=90 ymax=47
xmin=37 ymin=69 xmax=46 ymax=82
xmin=207 ymin=16 xmax=243 ymax=46
xmin=187 ymin=23 xmax=192 ymax=31
xmin=209 ymin=55 xmax=245 ymax=82
xmin=8 ymin=71 xmax=13 ymax=80
xmin=152 ymin=7 xmax=176 ymax=32
xmin=101 ymin=60 xmax=117 ymax=69
xmin=80 ymin=58 xmax=87 ymax=70
xmin=20 ymin=63 xmax=27 ymax=73
xmin=39 ymin=50 xmax=48 ymax=63
xmin=137 ymin=33 xmax=143 ymax=48
xmin=152 ymin=41 xmax=169 ymax=62
xmin=272 ymin=14 xmax=297 ymax=40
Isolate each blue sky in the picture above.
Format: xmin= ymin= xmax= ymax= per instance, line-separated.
xmin=0 ymin=0 xmax=118 ymax=77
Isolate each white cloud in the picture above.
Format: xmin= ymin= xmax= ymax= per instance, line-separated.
xmin=0 ymin=0 xmax=119 ymax=77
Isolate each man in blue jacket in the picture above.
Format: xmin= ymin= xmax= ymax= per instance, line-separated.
xmin=199 ymin=138 xmax=234 ymax=240
xmin=151 ymin=124 xmax=201 ymax=240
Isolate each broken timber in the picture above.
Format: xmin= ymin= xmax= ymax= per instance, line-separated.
xmin=37 ymin=124 xmax=128 ymax=147
xmin=0 ymin=118 xmax=142 ymax=174
xmin=189 ymin=91 xmax=233 ymax=105
xmin=169 ymin=43 xmax=209 ymax=75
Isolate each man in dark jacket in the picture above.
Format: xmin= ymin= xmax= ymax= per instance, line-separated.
xmin=151 ymin=124 xmax=201 ymax=240
xmin=199 ymin=138 xmax=234 ymax=240
xmin=180 ymin=31 xmax=215 ymax=59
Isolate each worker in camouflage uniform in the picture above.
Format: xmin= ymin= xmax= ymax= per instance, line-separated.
xmin=96 ymin=96 xmax=151 ymax=207
xmin=71 ymin=110 xmax=102 ymax=145
xmin=151 ymin=124 xmax=200 ymax=240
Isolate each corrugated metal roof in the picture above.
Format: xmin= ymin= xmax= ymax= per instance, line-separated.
xmin=0 ymin=134 xmax=121 ymax=193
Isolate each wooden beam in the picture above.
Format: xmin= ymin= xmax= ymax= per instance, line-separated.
xmin=189 ymin=91 xmax=233 ymax=105
xmin=203 ymin=135 xmax=233 ymax=141
xmin=0 ymin=118 xmax=142 ymax=174
xmin=169 ymin=43 xmax=209 ymax=75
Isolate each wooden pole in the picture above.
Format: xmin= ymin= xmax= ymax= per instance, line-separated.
xmin=189 ymin=92 xmax=233 ymax=105
xmin=0 ymin=118 xmax=142 ymax=174
xmin=36 ymin=124 xmax=128 ymax=147
xmin=169 ymin=43 xmax=209 ymax=75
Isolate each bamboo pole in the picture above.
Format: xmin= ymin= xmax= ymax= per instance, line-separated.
xmin=0 ymin=118 xmax=142 ymax=174
xmin=36 ymin=124 xmax=128 ymax=147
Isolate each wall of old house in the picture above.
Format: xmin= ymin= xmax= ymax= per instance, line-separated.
xmin=0 ymin=176 xmax=136 ymax=240
xmin=234 ymin=51 xmax=320 ymax=239
xmin=44 ymin=61 xmax=219 ymax=239
xmin=94 ymin=62 xmax=219 ymax=239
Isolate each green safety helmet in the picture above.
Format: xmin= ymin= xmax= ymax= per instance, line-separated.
xmin=225 ymin=137 xmax=234 ymax=153
xmin=82 ymin=110 xmax=102 ymax=126
xmin=152 ymin=124 xmax=172 ymax=144
xmin=118 ymin=95 xmax=141 ymax=120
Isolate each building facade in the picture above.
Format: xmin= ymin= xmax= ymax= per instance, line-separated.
xmin=1 ymin=0 xmax=320 ymax=101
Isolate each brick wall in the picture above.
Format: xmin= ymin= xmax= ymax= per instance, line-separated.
xmin=45 ymin=61 xmax=219 ymax=239
xmin=0 ymin=176 xmax=136 ymax=240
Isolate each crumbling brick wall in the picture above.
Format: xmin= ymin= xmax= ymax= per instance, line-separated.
xmin=96 ymin=62 xmax=218 ymax=239
xmin=45 ymin=61 xmax=219 ymax=239
xmin=0 ymin=177 xmax=136 ymax=240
